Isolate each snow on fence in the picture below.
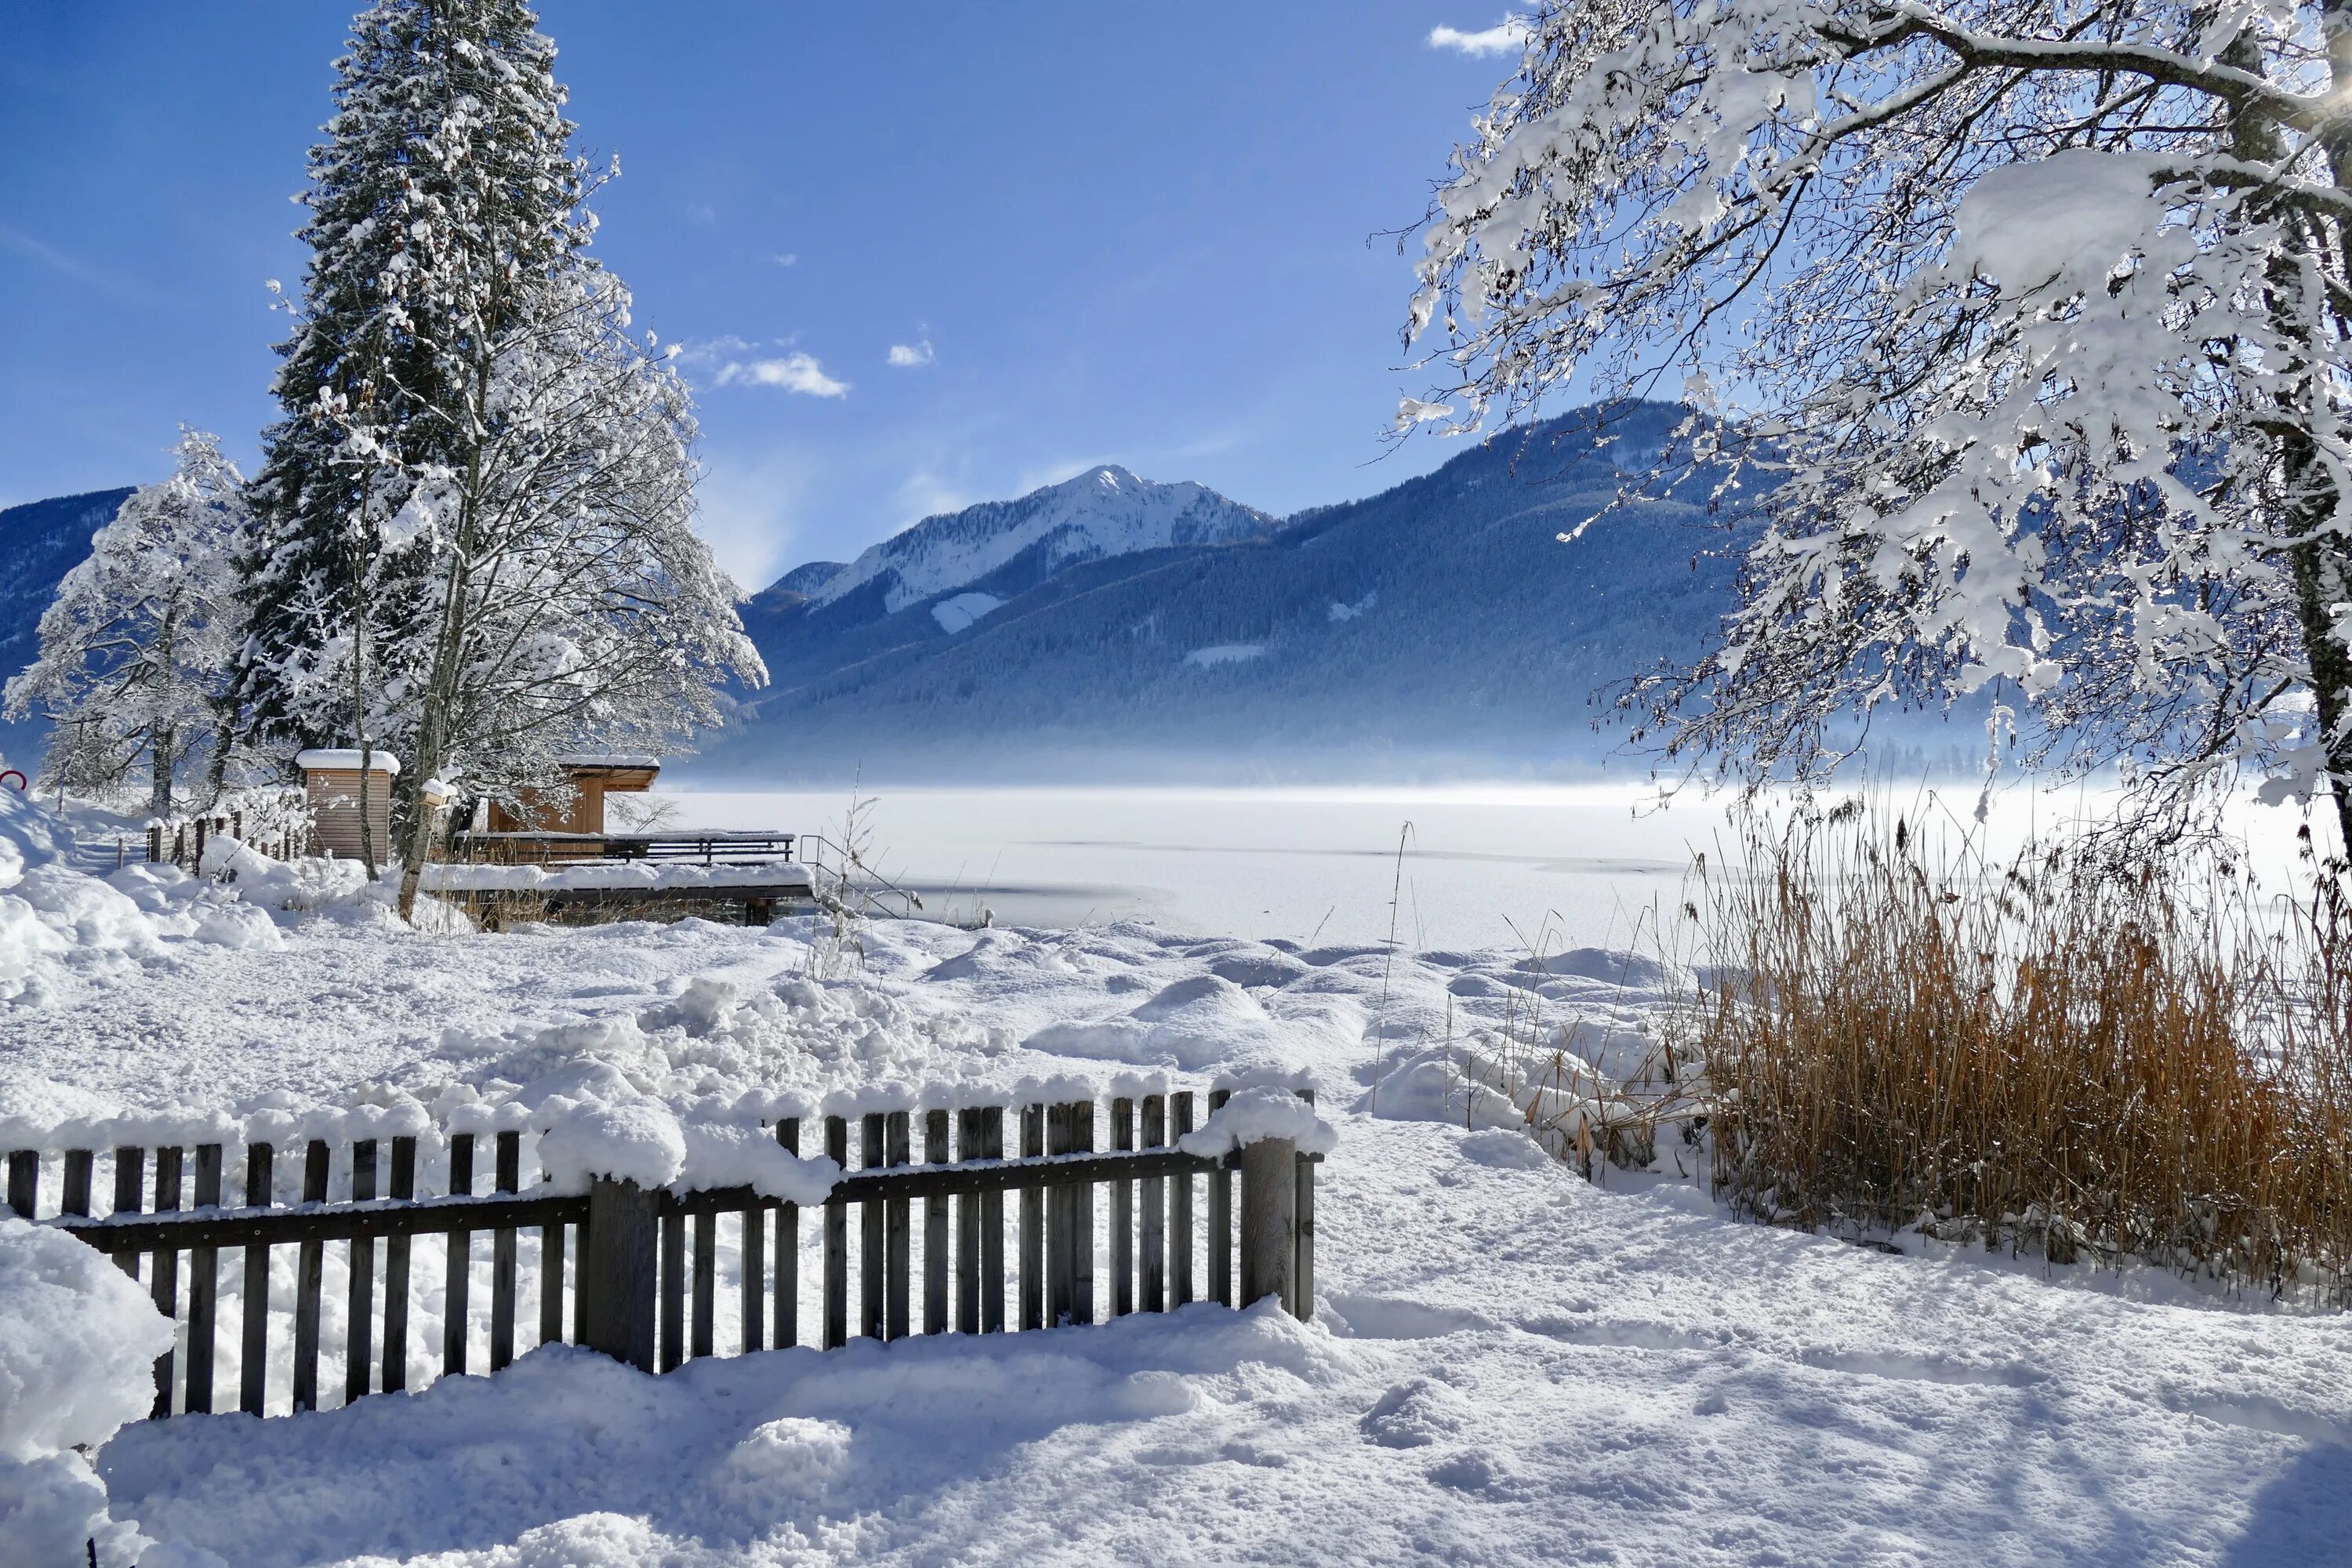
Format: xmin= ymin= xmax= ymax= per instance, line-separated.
xmin=136 ymin=786 xmax=314 ymax=869
xmin=4 ymin=1087 xmax=1319 ymax=1424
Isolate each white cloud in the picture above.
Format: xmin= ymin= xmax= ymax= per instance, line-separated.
xmin=886 ymin=339 xmax=935 ymax=368
xmin=714 ymin=351 xmax=850 ymax=398
xmin=772 ymin=252 xmax=799 ymax=267
xmin=1428 ymin=16 xmax=1531 ymax=56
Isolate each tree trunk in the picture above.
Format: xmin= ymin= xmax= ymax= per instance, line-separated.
xmin=2239 ymin=18 xmax=2352 ymax=858
xmin=395 ymin=326 xmax=498 ymax=924
xmin=149 ymin=724 xmax=176 ymax=821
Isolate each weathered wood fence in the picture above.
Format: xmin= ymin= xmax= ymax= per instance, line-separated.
xmin=6 ymin=1087 xmax=1317 ymax=1422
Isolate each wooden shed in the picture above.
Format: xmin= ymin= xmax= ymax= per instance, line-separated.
xmin=484 ymin=755 xmax=660 ymax=835
xmin=295 ymin=749 xmax=400 ymax=862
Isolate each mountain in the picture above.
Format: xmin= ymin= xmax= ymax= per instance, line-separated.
xmin=705 ymin=401 xmax=1877 ymax=782
xmin=0 ymin=488 xmax=134 ymax=770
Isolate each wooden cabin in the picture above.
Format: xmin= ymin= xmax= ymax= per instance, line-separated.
xmin=295 ymin=749 xmax=399 ymax=862
xmin=484 ymin=755 xmax=660 ymax=835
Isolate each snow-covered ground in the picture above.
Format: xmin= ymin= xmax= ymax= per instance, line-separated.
xmin=1 ymin=789 xmax=2347 ymax=1566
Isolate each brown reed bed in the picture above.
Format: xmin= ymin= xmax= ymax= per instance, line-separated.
xmin=1690 ymin=801 xmax=2352 ymax=1301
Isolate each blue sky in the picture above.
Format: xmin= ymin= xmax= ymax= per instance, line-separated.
xmin=0 ymin=3 xmax=1531 ymax=590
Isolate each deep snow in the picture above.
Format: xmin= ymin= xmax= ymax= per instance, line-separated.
xmin=0 ymin=790 xmax=2346 ymax=1566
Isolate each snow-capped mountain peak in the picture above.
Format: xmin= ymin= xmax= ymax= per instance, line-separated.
xmin=800 ymin=464 xmax=1275 ymax=617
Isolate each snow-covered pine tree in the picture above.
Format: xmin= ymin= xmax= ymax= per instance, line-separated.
xmin=1408 ymin=1 xmax=2352 ymax=844
xmin=5 ymin=430 xmax=250 ymax=816
xmin=236 ymin=0 xmax=763 ymax=902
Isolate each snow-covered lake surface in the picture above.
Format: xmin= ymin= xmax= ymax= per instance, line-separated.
xmin=2 ymin=784 xmax=2345 ymax=1566
xmin=659 ymin=780 xmax=2330 ymax=953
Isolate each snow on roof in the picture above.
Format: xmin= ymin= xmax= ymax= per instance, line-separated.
xmin=295 ymin=749 xmax=401 ymax=775
xmin=557 ymin=754 xmax=661 ymax=770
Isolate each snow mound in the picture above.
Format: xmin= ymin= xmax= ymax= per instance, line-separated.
xmin=0 ymin=1214 xmax=176 ymax=1565
xmin=1370 ymin=1054 xmax=1522 ymax=1130
xmin=537 ymin=1099 xmax=688 ymax=1191
xmin=1178 ymin=1085 xmax=1338 ymax=1157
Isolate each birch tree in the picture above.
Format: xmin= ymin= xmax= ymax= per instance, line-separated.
xmin=5 ymin=430 xmax=249 ymax=815
xmin=1407 ymin=1 xmax=2352 ymax=845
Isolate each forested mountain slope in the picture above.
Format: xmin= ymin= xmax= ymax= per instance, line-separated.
xmin=710 ymin=403 xmax=1771 ymax=780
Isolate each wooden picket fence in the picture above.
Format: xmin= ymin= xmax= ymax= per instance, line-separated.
xmin=5 ymin=1087 xmax=1317 ymax=1421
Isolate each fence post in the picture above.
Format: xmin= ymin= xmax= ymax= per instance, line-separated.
xmin=1237 ymin=1136 xmax=1298 ymax=1316
xmin=579 ymin=1178 xmax=660 ymax=1372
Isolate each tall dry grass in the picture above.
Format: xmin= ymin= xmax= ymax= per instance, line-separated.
xmin=1692 ymin=802 xmax=2352 ymax=1299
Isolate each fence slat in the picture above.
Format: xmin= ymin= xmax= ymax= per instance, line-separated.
xmin=1171 ymin=1094 xmax=1195 ymax=1307
xmin=113 ymin=1145 xmax=145 ymax=1283
xmin=5 ymin=1149 xmax=34 ymax=1218
xmin=659 ymin=1206 xmax=685 ymax=1373
xmin=1111 ymin=1097 xmax=1134 ymax=1319
xmin=1140 ymin=1094 xmax=1166 ymax=1312
xmin=779 ymin=1118 xmax=802 ymax=1349
xmin=861 ymin=1113 xmax=885 ymax=1341
xmin=955 ymin=1108 xmax=982 ymax=1333
xmin=742 ymin=1200 xmax=764 ymax=1353
xmin=923 ymin=1109 xmax=949 ymax=1334
xmin=540 ymin=1217 xmax=567 ymax=1348
xmin=62 ymin=1149 xmax=92 ymax=1219
xmin=292 ymin=1140 xmax=328 ymax=1411
xmin=445 ymin=1134 xmax=474 ymax=1377
xmin=492 ymin=1131 xmax=519 ymax=1371
xmin=382 ymin=1137 xmax=416 ymax=1392
xmin=1074 ymin=1099 xmax=1095 ymax=1327
xmin=539 ymin=1138 xmax=567 ymax=1350
xmin=240 ymin=1142 xmax=272 ymax=1416
xmin=1294 ymin=1089 xmax=1316 ymax=1319
xmin=691 ymin=1210 xmax=715 ymax=1359
xmin=346 ymin=1140 xmax=376 ymax=1405
xmin=1207 ymin=1088 xmax=1233 ymax=1308
xmin=151 ymin=1145 xmax=183 ymax=1417
xmin=822 ymin=1116 xmax=848 ymax=1349
xmin=1019 ymin=1105 xmax=1044 ymax=1330
xmin=1046 ymin=1104 xmax=1073 ymax=1328
xmin=884 ymin=1110 xmax=910 ymax=1341
xmin=981 ymin=1107 xmax=1006 ymax=1334
xmin=185 ymin=1144 xmax=222 ymax=1414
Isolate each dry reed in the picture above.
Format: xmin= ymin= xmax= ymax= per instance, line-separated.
xmin=1692 ymin=801 xmax=2352 ymax=1300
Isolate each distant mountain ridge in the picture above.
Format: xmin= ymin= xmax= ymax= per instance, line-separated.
xmin=797 ymin=464 xmax=1276 ymax=620
xmin=0 ymin=407 xmax=1984 ymax=784
xmin=704 ymin=401 xmax=1895 ymax=782
xmin=0 ymin=488 xmax=135 ymax=770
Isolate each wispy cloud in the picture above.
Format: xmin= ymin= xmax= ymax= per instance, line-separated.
xmin=0 ymin=223 xmax=156 ymax=305
xmin=886 ymin=339 xmax=935 ymax=368
xmin=715 ymin=352 xmax=850 ymax=397
xmin=772 ymin=252 xmax=799 ymax=267
xmin=676 ymin=336 xmax=850 ymax=397
xmin=1427 ymin=16 xmax=1531 ymax=56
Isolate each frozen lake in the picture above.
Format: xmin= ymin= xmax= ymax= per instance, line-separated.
xmin=657 ymin=781 xmax=2330 ymax=954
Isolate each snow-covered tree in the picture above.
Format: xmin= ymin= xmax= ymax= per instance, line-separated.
xmin=234 ymin=0 xmax=764 ymax=898
xmin=385 ymin=263 xmax=765 ymax=915
xmin=1407 ymin=1 xmax=2352 ymax=844
xmin=5 ymin=430 xmax=249 ymax=815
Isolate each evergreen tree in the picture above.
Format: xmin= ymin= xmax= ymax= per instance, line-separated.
xmin=5 ymin=430 xmax=250 ymax=816
xmin=237 ymin=0 xmax=762 ymax=895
